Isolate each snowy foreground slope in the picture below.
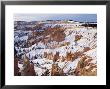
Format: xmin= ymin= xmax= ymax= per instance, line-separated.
xmin=14 ymin=21 xmax=97 ymax=76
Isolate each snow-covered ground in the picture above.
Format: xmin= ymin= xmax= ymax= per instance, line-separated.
xmin=14 ymin=21 xmax=97 ymax=76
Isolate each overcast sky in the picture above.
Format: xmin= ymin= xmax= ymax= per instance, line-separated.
xmin=14 ymin=14 xmax=97 ymax=22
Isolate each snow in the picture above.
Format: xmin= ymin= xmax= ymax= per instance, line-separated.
xmin=19 ymin=36 xmax=28 ymax=41
xmin=84 ymin=48 xmax=97 ymax=60
xmin=18 ymin=64 xmax=23 ymax=72
xmin=84 ymin=48 xmax=97 ymax=64
xmin=34 ymin=67 xmax=44 ymax=76
xmin=32 ymin=58 xmax=45 ymax=65
xmin=63 ymin=58 xmax=80 ymax=73
xmin=36 ymin=42 xmax=46 ymax=49
xmin=57 ymin=61 xmax=67 ymax=68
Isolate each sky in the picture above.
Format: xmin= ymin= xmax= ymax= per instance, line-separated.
xmin=14 ymin=14 xmax=97 ymax=22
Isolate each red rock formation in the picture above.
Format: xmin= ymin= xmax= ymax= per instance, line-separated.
xmin=14 ymin=57 xmax=21 ymax=76
xmin=75 ymin=35 xmax=82 ymax=41
xmin=23 ymin=62 xmax=36 ymax=76
xmin=83 ymin=47 xmax=91 ymax=52
xmin=51 ymin=64 xmax=60 ymax=76
xmin=22 ymin=55 xmax=36 ymax=76
xmin=53 ymin=52 xmax=59 ymax=62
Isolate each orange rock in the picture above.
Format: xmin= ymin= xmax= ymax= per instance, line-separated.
xmin=14 ymin=57 xmax=21 ymax=76
xmin=83 ymin=47 xmax=91 ymax=52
